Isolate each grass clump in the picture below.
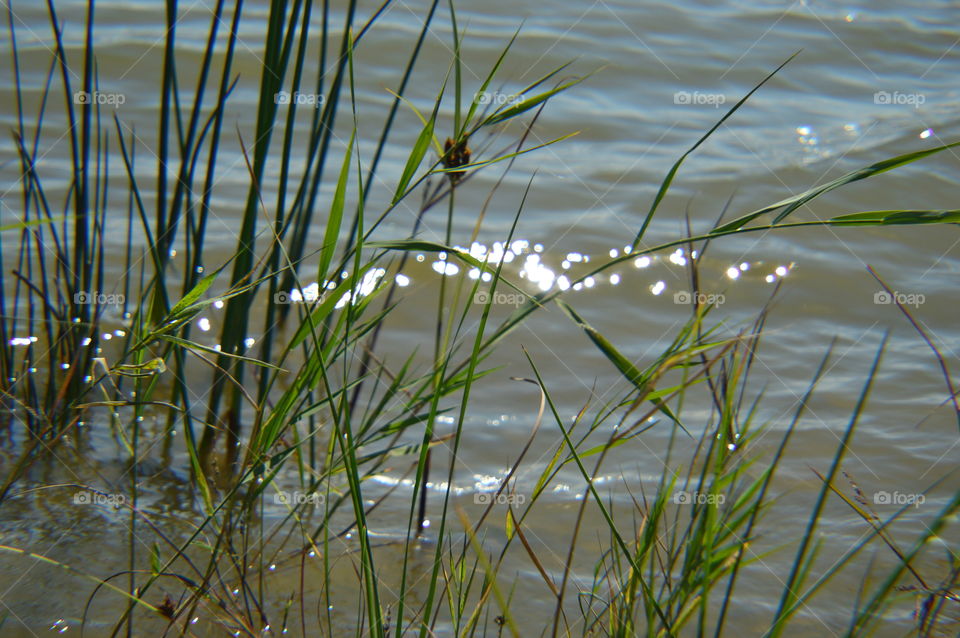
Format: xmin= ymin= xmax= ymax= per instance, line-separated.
xmin=0 ymin=1 xmax=958 ymax=636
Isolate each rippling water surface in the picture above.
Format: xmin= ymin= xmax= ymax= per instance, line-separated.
xmin=1 ymin=1 xmax=959 ymax=636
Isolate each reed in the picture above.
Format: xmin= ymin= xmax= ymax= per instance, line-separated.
xmin=0 ymin=1 xmax=957 ymax=636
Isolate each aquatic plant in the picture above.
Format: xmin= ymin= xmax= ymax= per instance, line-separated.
xmin=0 ymin=1 xmax=957 ymax=636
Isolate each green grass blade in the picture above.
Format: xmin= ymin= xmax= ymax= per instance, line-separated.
xmin=715 ymin=142 xmax=960 ymax=233
xmin=631 ymin=51 xmax=799 ymax=250
xmin=393 ymin=103 xmax=439 ymax=205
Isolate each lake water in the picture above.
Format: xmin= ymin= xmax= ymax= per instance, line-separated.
xmin=1 ymin=1 xmax=959 ymax=636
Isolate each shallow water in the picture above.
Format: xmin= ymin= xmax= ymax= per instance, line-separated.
xmin=1 ymin=1 xmax=959 ymax=636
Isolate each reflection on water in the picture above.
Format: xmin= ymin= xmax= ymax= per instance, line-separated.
xmin=270 ymin=239 xmax=794 ymax=312
xmin=4 ymin=239 xmax=797 ymax=380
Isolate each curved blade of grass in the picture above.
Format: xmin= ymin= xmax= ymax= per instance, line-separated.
xmin=768 ymin=333 xmax=889 ymax=638
xmin=449 ymin=0 xmax=463 ymax=135
xmin=166 ymin=262 xmax=224 ymax=319
xmin=845 ymin=490 xmax=960 ymax=636
xmin=474 ymin=208 xmax=960 ymax=371
xmin=556 ymin=299 xmax=648 ymax=389
xmin=460 ymin=26 xmax=521 ymax=132
xmin=631 ymin=51 xmax=800 ymax=250
xmin=868 ymin=265 xmax=960 ymax=431
xmin=0 ymin=544 xmax=160 ymax=614
xmin=521 ymin=350 xmax=672 ymax=633
xmin=456 ymin=507 xmax=521 ymax=638
xmin=714 ymin=340 xmax=838 ymax=637
xmin=830 ymin=209 xmax=960 ymax=225
xmin=159 ymin=335 xmax=283 ymax=370
xmin=0 ymin=215 xmax=68 ymax=232
xmin=318 ymin=129 xmax=355 ymax=286
xmin=393 ymin=97 xmax=441 ymax=205
xmin=715 ymin=142 xmax=960 ymax=233
xmin=481 ymin=76 xmax=586 ymax=128
xmin=434 ymin=131 xmax=579 ymax=175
